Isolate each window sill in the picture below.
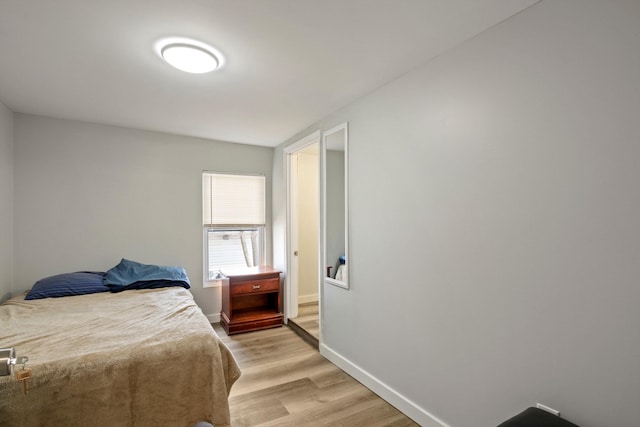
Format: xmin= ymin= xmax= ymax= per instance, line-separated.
xmin=203 ymin=280 xmax=224 ymax=289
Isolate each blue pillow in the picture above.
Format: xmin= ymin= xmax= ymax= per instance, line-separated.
xmin=25 ymin=272 xmax=109 ymax=300
xmin=104 ymin=259 xmax=190 ymax=289
xmin=108 ymin=279 xmax=190 ymax=293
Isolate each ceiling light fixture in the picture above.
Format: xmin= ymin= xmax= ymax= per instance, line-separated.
xmin=157 ymin=38 xmax=223 ymax=74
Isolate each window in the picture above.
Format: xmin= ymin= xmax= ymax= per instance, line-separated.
xmin=203 ymin=173 xmax=266 ymax=282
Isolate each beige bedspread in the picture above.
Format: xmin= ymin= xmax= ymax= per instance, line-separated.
xmin=0 ymin=288 xmax=240 ymax=427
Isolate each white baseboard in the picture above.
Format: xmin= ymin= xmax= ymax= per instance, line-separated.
xmin=298 ymin=293 xmax=318 ymax=304
xmin=320 ymin=343 xmax=449 ymax=427
xmin=206 ymin=312 xmax=221 ymax=324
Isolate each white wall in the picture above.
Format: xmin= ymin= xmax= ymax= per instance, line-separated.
xmin=296 ymin=150 xmax=319 ymax=301
xmin=0 ymin=102 xmax=13 ymax=301
xmin=13 ymin=114 xmax=273 ymax=318
xmin=273 ymin=1 xmax=640 ymax=426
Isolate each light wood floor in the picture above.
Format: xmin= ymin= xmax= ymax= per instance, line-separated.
xmin=213 ymin=324 xmax=418 ymax=427
xmin=289 ymin=302 xmax=319 ymax=342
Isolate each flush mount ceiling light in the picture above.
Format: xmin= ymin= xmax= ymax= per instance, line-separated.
xmin=156 ymin=38 xmax=223 ymax=74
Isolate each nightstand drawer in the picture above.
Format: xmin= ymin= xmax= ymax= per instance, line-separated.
xmin=231 ymin=277 xmax=279 ymax=296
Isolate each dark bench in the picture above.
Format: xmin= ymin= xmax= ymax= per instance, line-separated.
xmin=498 ymin=407 xmax=580 ymax=427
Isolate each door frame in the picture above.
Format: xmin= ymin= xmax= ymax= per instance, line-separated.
xmin=284 ymin=130 xmax=321 ymax=323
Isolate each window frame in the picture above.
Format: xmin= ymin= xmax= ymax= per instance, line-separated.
xmin=203 ymin=226 xmax=265 ymax=283
xmin=202 ymin=172 xmax=266 ymax=286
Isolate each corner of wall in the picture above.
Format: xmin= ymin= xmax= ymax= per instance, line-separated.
xmin=0 ymin=100 xmax=14 ymax=299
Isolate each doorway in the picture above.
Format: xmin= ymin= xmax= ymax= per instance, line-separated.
xmin=285 ymin=132 xmax=321 ymax=346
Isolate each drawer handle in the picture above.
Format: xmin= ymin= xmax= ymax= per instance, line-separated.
xmin=252 ymin=285 xmax=261 ymax=290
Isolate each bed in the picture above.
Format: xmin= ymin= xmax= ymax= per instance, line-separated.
xmin=0 ymin=285 xmax=240 ymax=426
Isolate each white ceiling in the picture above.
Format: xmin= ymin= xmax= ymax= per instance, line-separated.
xmin=0 ymin=0 xmax=538 ymax=147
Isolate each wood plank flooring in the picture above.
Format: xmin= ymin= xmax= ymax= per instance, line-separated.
xmin=213 ymin=324 xmax=418 ymax=427
xmin=288 ymin=302 xmax=320 ymax=348
xmin=292 ymin=302 xmax=320 ymax=339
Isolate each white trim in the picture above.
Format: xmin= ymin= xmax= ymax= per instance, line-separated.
xmin=322 ymin=123 xmax=347 ymax=146
xmin=322 ymin=122 xmax=350 ymax=290
xmin=286 ymin=152 xmax=299 ymax=320
xmin=318 ymin=132 xmax=326 ymax=344
xmin=285 ymin=130 xmax=321 ymax=154
xmin=284 ymin=130 xmax=321 ymax=323
xmin=320 ymin=343 xmax=449 ymax=427
xmin=202 ymin=280 xmax=222 ymax=289
xmin=201 ymin=172 xmax=266 ymax=287
xmin=206 ymin=312 xmax=221 ymax=324
xmin=325 ymin=277 xmax=348 ymax=289
xmin=298 ymin=293 xmax=319 ymax=304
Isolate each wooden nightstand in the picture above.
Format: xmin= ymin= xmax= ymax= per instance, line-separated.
xmin=220 ymin=266 xmax=283 ymax=335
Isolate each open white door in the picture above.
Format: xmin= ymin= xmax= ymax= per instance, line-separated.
xmin=284 ymin=131 xmax=320 ymax=322
xmin=286 ymin=152 xmax=299 ymax=320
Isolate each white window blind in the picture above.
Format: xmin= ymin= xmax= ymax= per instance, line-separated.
xmin=203 ymin=173 xmax=266 ymax=227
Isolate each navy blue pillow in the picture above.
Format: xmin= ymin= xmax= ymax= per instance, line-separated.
xmin=25 ymin=272 xmax=109 ymax=300
xmin=104 ymin=259 xmax=190 ymax=291
xmin=108 ymin=279 xmax=190 ymax=293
